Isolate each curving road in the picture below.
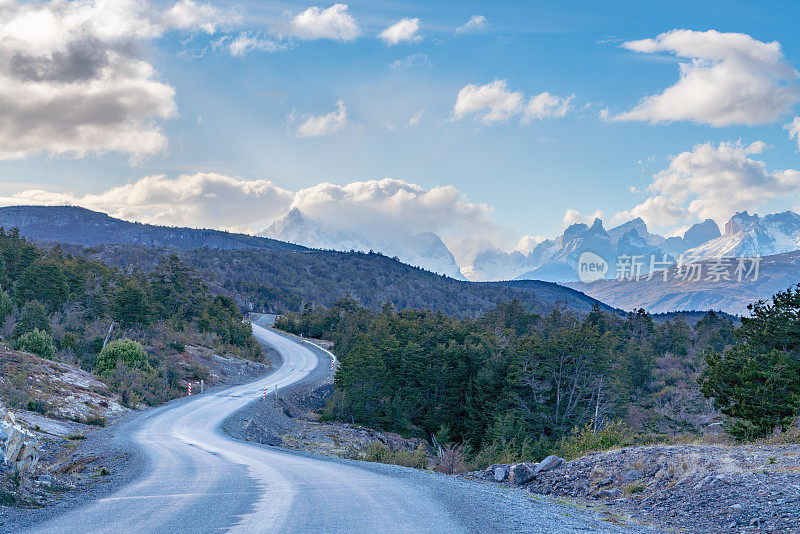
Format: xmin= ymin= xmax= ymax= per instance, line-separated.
xmin=25 ymin=325 xmax=650 ymax=534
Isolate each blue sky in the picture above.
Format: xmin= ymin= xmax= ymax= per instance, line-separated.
xmin=2 ymin=0 xmax=800 ymax=260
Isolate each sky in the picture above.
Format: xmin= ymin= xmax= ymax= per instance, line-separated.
xmin=1 ymin=0 xmax=800 ymax=263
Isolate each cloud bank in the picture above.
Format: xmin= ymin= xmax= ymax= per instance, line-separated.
xmin=0 ymin=0 xmax=233 ymax=161
xmin=614 ymin=29 xmax=800 ymax=126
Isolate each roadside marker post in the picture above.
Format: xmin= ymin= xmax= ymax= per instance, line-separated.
xmin=262 ymin=385 xmax=267 ymax=400
xmin=188 ymin=382 xmax=192 ymax=396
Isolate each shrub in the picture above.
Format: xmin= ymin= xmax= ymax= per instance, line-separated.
xmin=355 ymin=442 xmax=429 ymax=469
xmin=14 ymin=328 xmax=56 ymax=359
xmin=95 ymin=339 xmax=150 ymax=375
xmin=556 ymin=421 xmax=628 ymax=461
xmin=432 ymin=444 xmax=468 ymax=475
xmin=26 ymin=398 xmax=50 ymax=414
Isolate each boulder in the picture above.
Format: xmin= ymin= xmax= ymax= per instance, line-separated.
xmin=508 ymin=463 xmax=535 ymax=485
xmin=1 ymin=410 xmax=40 ymax=472
xmin=493 ymin=465 xmax=509 ymax=482
xmin=621 ymin=468 xmax=642 ymax=482
xmin=596 ymin=488 xmax=622 ymax=499
xmin=533 ymin=455 xmax=564 ymax=474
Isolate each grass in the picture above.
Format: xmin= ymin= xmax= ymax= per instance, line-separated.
xmin=66 ymin=433 xmax=86 ymax=440
xmin=624 ymin=483 xmax=646 ymax=495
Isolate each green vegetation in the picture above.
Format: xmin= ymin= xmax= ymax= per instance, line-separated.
xmin=700 ymin=285 xmax=800 ymax=439
xmin=96 ymin=339 xmax=151 ymax=375
xmin=0 ymin=229 xmax=261 ymax=408
xmin=84 ymin=243 xmax=607 ymax=318
xmin=13 ymin=328 xmax=56 ymax=359
xmin=346 ymin=442 xmax=429 ymax=469
xmin=278 ymin=298 xmax=735 ymax=465
xmin=556 ymin=422 xmax=628 ymax=461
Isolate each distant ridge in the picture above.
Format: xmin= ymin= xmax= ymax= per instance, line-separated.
xmin=0 ymin=205 xmax=617 ymax=317
xmin=0 ymin=205 xmax=302 ymax=252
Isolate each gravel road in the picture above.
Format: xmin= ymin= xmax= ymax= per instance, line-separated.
xmin=9 ymin=324 xmax=657 ymax=533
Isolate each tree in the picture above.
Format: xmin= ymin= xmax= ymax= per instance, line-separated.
xmin=700 ymin=344 xmax=800 ymax=439
xmin=95 ymin=339 xmax=150 ymax=375
xmin=112 ymin=280 xmax=152 ymax=329
xmin=13 ymin=300 xmax=50 ymax=337
xmin=738 ymin=284 xmax=800 ymax=358
xmin=0 ymin=288 xmax=12 ymax=326
xmin=14 ymin=328 xmax=56 ymax=359
xmin=14 ymin=260 xmax=69 ymax=311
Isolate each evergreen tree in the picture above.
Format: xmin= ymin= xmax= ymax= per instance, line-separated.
xmin=13 ymin=300 xmax=50 ymax=337
xmin=112 ymin=280 xmax=152 ymax=328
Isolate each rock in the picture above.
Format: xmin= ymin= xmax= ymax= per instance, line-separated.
xmin=533 ymin=455 xmax=564 ymax=474
xmin=596 ymin=488 xmax=622 ymax=499
xmin=509 ymin=463 xmax=535 ymax=485
xmin=493 ymin=465 xmax=509 ymax=482
xmin=598 ymin=474 xmax=615 ymax=487
xmin=749 ymin=517 xmax=766 ymax=527
xmin=37 ymin=474 xmax=52 ymax=487
xmin=730 ymin=504 xmax=743 ymax=510
xmin=622 ymin=469 xmax=642 ymax=482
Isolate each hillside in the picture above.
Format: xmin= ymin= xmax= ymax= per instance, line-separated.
xmin=0 ymin=205 xmax=614 ymax=318
xmin=0 ymin=205 xmax=300 ymax=252
xmin=570 ymin=250 xmax=800 ymax=315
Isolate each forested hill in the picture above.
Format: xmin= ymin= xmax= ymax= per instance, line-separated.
xmin=0 ymin=205 xmax=300 ymax=252
xmin=83 ymin=244 xmax=615 ymax=318
xmin=0 ymin=205 xmax=615 ymax=318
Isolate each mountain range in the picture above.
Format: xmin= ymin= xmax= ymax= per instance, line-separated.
xmin=260 ymin=208 xmax=464 ymax=279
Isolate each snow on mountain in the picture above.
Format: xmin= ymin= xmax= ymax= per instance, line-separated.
xmin=686 ymin=211 xmax=800 ymax=259
xmin=260 ymin=208 xmax=465 ymax=279
xmin=607 ymin=217 xmax=666 ymax=247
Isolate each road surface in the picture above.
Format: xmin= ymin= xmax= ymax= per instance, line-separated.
xmin=25 ymin=325 xmax=649 ymax=533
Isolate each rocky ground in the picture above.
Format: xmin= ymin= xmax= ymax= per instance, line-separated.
xmin=466 ymin=442 xmax=800 ymax=533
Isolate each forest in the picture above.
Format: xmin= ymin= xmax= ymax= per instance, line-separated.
xmin=0 ymin=228 xmax=261 ymax=411
xmin=276 ymin=298 xmax=743 ymax=463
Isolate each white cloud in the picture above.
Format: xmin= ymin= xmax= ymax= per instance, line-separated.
xmin=389 ymin=53 xmax=430 ymax=69
xmin=162 ymin=0 xmax=237 ymax=33
xmin=455 ymin=15 xmax=487 ymax=35
xmin=614 ymin=141 xmax=800 ymax=227
xmin=614 ymin=29 xmax=800 ymax=126
xmin=453 ymin=80 xmax=574 ymax=124
xmin=562 ymin=209 xmax=604 ymax=227
xmin=515 ymin=235 xmax=546 ymax=254
xmin=1 ymin=175 xmax=498 ymax=262
xmin=289 ymin=4 xmax=360 ymax=41
xmin=0 ymin=0 xmax=228 ymax=161
xmin=786 ymin=116 xmax=800 ymax=150
xmin=1 ymin=173 xmax=293 ymax=233
xmin=408 ymin=110 xmax=423 ymax=127
xmin=523 ymin=92 xmax=575 ymax=122
xmin=294 ymin=100 xmax=348 ymax=138
xmin=221 ymin=33 xmax=285 ymax=56
xmin=453 ymin=80 xmax=523 ymax=123
xmin=379 ymin=18 xmax=421 ymax=46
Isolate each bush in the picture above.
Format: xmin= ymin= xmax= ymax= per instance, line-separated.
xmin=351 ymin=442 xmax=429 ymax=469
xmin=14 ymin=328 xmax=56 ymax=359
xmin=95 ymin=339 xmax=150 ymax=375
xmin=556 ymin=421 xmax=628 ymax=461
xmin=432 ymin=444 xmax=468 ymax=475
